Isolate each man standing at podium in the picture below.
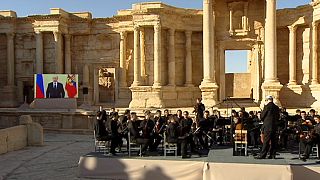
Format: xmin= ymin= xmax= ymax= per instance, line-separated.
xmin=46 ymin=76 xmax=65 ymax=98
xmin=255 ymin=95 xmax=280 ymax=159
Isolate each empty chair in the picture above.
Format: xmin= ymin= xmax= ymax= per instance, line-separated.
xmin=94 ymin=130 xmax=110 ymax=154
xmin=128 ymin=132 xmax=142 ymax=157
xmin=234 ymin=130 xmax=248 ymax=156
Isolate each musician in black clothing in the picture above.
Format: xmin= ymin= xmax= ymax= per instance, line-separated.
xmin=167 ymin=116 xmax=180 ymax=143
xmin=119 ymin=109 xmax=130 ymax=151
xmin=139 ymin=110 xmax=155 ymax=155
xmin=175 ymin=109 xmax=184 ymax=124
xmin=127 ymin=112 xmax=141 ymax=139
xmin=278 ymin=108 xmax=289 ymax=149
xmin=163 ymin=109 xmax=171 ymax=124
xmin=300 ymin=115 xmax=320 ymax=161
xmin=179 ymin=111 xmax=194 ymax=158
xmin=193 ymin=98 xmax=205 ymax=123
xmin=110 ymin=113 xmax=121 ymax=155
xmin=95 ymin=110 xmax=111 ymax=141
xmin=152 ymin=110 xmax=166 ymax=151
xmin=255 ymin=95 xmax=280 ymax=159
xmin=196 ymin=110 xmax=210 ymax=150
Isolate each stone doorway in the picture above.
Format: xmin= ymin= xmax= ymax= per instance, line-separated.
xmin=225 ymin=50 xmax=252 ymax=99
xmin=94 ymin=67 xmax=116 ymax=105
xmin=218 ymin=44 xmax=262 ymax=105
xmin=23 ymin=81 xmax=34 ymax=104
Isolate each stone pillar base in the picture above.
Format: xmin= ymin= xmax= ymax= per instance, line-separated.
xmin=116 ymin=87 xmax=131 ymax=107
xmin=129 ymin=86 xmax=164 ymax=108
xmin=261 ymin=81 xmax=283 ymax=106
xmin=310 ymin=84 xmax=320 ymax=108
xmin=199 ymin=82 xmax=219 ymax=108
xmin=0 ymin=86 xmax=18 ymax=107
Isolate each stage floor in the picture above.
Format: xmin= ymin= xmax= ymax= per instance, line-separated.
xmin=88 ymin=145 xmax=320 ymax=166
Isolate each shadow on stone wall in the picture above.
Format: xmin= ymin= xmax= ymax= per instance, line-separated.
xmin=279 ymin=84 xmax=316 ymax=108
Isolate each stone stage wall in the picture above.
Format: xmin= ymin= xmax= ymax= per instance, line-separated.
xmin=0 ymin=110 xmax=95 ymax=133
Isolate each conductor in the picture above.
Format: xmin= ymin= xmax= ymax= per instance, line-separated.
xmin=255 ymin=95 xmax=280 ymax=159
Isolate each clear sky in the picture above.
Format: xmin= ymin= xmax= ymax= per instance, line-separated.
xmin=0 ymin=0 xmax=311 ymax=18
xmin=0 ymin=0 xmax=311 ymax=73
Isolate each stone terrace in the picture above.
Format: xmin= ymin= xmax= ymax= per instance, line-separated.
xmin=0 ymin=133 xmax=93 ymax=180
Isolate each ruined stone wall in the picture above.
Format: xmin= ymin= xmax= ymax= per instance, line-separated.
xmin=15 ymin=34 xmax=36 ymax=78
xmin=192 ymin=32 xmax=203 ymax=86
xmin=145 ymin=28 xmax=154 ymax=86
xmin=43 ymin=33 xmax=56 ymax=74
xmin=277 ymin=28 xmax=289 ymax=85
xmin=175 ymin=31 xmax=186 ymax=86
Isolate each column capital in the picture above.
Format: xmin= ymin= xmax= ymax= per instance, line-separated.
xmin=203 ymin=0 xmax=213 ymax=4
xmin=185 ymin=30 xmax=192 ymax=37
xmin=312 ymin=21 xmax=319 ymax=28
xmin=120 ymin=31 xmax=127 ymax=39
xmin=169 ymin=28 xmax=175 ymax=36
xmin=64 ymin=34 xmax=71 ymax=40
xmin=154 ymin=22 xmax=161 ymax=32
xmin=35 ymin=30 xmax=42 ymax=35
xmin=288 ymin=25 xmax=297 ymax=32
xmin=133 ymin=25 xmax=140 ymax=31
xmin=53 ymin=31 xmax=61 ymax=41
xmin=6 ymin=32 xmax=15 ymax=39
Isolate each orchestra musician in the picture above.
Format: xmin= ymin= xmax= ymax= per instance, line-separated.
xmin=193 ymin=98 xmax=205 ymax=125
xmin=94 ymin=110 xmax=111 ymax=141
xmin=196 ymin=110 xmax=211 ymax=150
xmin=299 ymin=115 xmax=320 ymax=161
xmin=163 ymin=109 xmax=171 ymax=124
xmin=152 ymin=110 xmax=166 ymax=151
xmin=166 ymin=116 xmax=181 ymax=155
xmin=110 ymin=112 xmax=121 ymax=155
xmin=138 ymin=110 xmax=155 ymax=156
xmin=179 ymin=111 xmax=195 ymax=158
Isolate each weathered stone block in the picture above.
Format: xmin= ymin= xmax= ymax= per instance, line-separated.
xmin=7 ymin=125 xmax=27 ymax=152
xmin=0 ymin=129 xmax=8 ymax=154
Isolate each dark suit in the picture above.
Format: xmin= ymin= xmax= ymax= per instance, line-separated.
xmin=46 ymin=82 xmax=65 ymax=98
xmin=259 ymin=102 xmax=280 ymax=158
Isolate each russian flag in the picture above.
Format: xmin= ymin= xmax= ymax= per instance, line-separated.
xmin=36 ymin=74 xmax=45 ymax=98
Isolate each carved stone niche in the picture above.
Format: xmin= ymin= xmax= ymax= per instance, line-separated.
xmin=227 ymin=0 xmax=249 ymax=37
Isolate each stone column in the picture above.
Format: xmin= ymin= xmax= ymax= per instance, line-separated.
xmin=312 ymin=22 xmax=319 ymax=85
xmin=132 ymin=25 xmax=141 ymax=86
xmin=64 ymin=34 xmax=72 ymax=74
xmin=35 ymin=31 xmax=43 ymax=74
xmin=229 ymin=6 xmax=234 ymax=34
xmin=264 ymin=0 xmax=277 ymax=83
xmin=140 ymin=27 xmax=147 ymax=82
xmin=168 ymin=28 xmax=176 ymax=86
xmin=200 ymin=0 xmax=219 ymax=107
xmin=288 ymin=25 xmax=297 ymax=85
xmin=262 ymin=0 xmax=282 ymax=105
xmin=185 ymin=30 xmax=193 ymax=86
xmin=153 ymin=22 xmax=162 ymax=87
xmin=6 ymin=33 xmax=15 ymax=86
xmin=243 ymin=3 xmax=248 ymax=31
xmin=202 ymin=0 xmax=216 ymax=84
xmin=119 ymin=31 xmax=127 ymax=87
xmin=53 ymin=31 xmax=63 ymax=74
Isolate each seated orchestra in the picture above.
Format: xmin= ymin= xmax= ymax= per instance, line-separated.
xmin=94 ymin=98 xmax=320 ymax=160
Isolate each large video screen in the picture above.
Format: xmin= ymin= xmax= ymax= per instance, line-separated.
xmin=34 ymin=74 xmax=79 ymax=99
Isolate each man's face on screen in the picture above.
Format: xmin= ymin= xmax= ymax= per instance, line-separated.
xmin=52 ymin=76 xmax=58 ymax=82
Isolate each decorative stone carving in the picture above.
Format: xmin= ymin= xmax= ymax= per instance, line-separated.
xmin=98 ymin=68 xmax=113 ymax=88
